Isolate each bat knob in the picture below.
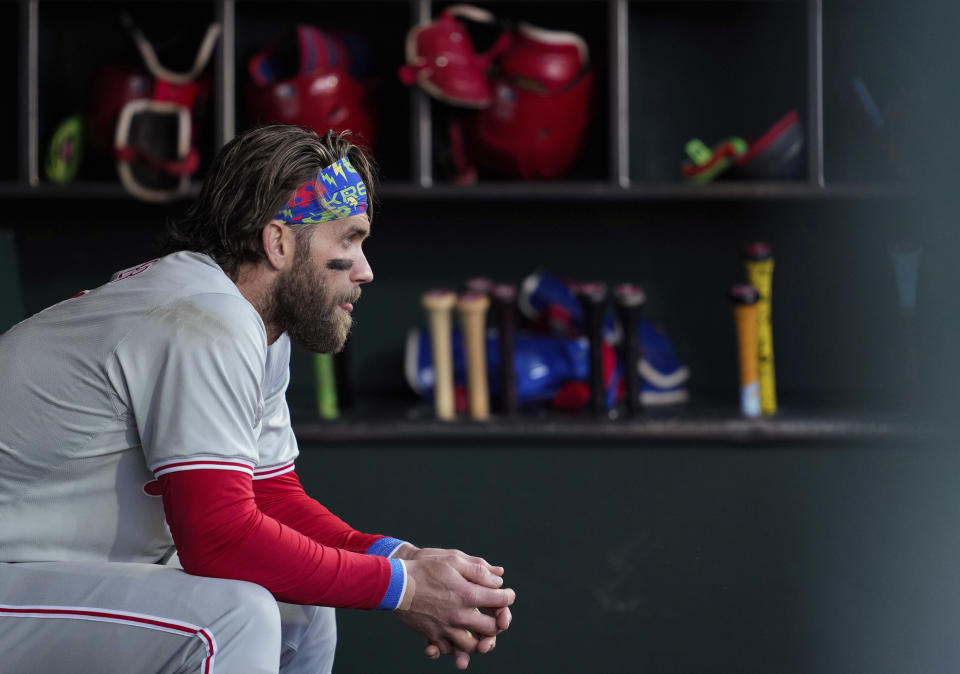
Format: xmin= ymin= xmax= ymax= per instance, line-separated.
xmin=421 ymin=289 xmax=457 ymax=311
xmin=492 ymin=283 xmax=517 ymax=304
xmin=614 ymin=283 xmax=645 ymax=308
xmin=728 ymin=283 xmax=759 ymax=305
xmin=576 ymin=281 xmax=608 ymax=306
xmin=456 ymin=291 xmax=490 ymax=313
xmin=465 ymin=277 xmax=495 ymax=295
xmin=743 ymin=241 xmax=773 ymax=261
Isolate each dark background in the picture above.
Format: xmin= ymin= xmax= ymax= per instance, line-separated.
xmin=3 ymin=0 xmax=960 ymax=672
xmin=301 ymin=442 xmax=960 ymax=674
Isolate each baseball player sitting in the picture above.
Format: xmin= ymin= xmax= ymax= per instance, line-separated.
xmin=0 ymin=124 xmax=514 ymax=673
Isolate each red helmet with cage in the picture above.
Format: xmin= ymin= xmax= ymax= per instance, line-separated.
xmin=398 ymin=4 xmax=511 ymax=108
xmin=88 ymin=19 xmax=219 ymax=202
xmin=246 ymin=25 xmax=377 ymax=150
xmin=470 ymin=23 xmax=594 ymax=180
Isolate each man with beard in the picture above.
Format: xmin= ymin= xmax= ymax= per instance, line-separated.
xmin=0 ymin=125 xmax=514 ymax=673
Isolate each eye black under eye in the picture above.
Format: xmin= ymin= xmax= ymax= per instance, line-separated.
xmin=326 ymin=259 xmax=353 ymax=271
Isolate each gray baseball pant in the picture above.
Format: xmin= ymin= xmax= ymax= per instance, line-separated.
xmin=0 ymin=557 xmax=337 ymax=674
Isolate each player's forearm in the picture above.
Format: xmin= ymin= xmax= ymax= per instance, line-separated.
xmin=253 ymin=470 xmax=387 ymax=553
xmin=160 ymin=469 xmax=406 ymax=610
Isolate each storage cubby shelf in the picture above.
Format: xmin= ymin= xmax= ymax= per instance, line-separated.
xmin=292 ymin=411 xmax=921 ymax=446
xmin=0 ymin=181 xmax=915 ymax=202
xmin=378 ymin=182 xmax=916 ymax=201
xmin=10 ymin=0 xmax=903 ymax=196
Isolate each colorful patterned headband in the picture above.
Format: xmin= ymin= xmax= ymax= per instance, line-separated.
xmin=274 ymin=156 xmax=368 ymax=225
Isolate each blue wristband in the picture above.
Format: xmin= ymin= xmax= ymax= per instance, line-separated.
xmin=376 ymin=558 xmax=407 ymax=611
xmin=366 ymin=537 xmax=408 ymax=558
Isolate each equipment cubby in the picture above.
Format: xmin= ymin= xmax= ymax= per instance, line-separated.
xmin=1 ymin=2 xmax=19 ymax=182
xmin=3 ymin=0 xmax=921 ymax=198
xmin=37 ymin=1 xmax=136 ymax=184
xmin=234 ymin=1 xmax=413 ymax=183
xmin=273 ymin=193 xmax=920 ymax=435
xmin=35 ymin=1 xmax=219 ymax=188
xmin=421 ymin=0 xmax=611 ymax=184
xmin=627 ymin=0 xmax=809 ymax=184
xmin=822 ymin=0 xmax=915 ymax=184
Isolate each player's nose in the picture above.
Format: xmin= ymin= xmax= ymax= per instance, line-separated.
xmin=352 ymin=251 xmax=373 ymax=285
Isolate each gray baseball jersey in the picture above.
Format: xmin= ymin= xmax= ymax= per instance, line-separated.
xmin=0 ymin=251 xmax=298 ymax=564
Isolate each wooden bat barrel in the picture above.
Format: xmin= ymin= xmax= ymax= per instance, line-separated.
xmin=421 ymin=289 xmax=458 ymax=420
xmin=457 ymin=291 xmax=491 ymax=421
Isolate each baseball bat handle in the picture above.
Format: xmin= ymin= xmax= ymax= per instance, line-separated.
xmin=314 ymin=353 xmax=339 ymax=420
xmin=492 ymin=284 xmax=518 ymax=417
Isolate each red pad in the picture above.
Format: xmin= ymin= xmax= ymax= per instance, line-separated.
xmin=736 ymin=110 xmax=799 ymax=167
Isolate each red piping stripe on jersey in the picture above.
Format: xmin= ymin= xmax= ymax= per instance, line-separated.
xmin=252 ymin=461 xmax=296 ymax=481
xmin=154 ymin=459 xmax=255 ymax=478
xmin=0 ymin=604 xmax=217 ymax=673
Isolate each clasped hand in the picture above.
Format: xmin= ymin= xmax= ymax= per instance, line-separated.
xmin=393 ymin=546 xmax=514 ymax=670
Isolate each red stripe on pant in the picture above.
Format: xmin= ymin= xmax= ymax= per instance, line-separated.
xmin=0 ymin=605 xmax=216 ymax=673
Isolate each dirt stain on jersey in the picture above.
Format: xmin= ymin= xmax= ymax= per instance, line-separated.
xmin=149 ymin=300 xmax=234 ymax=341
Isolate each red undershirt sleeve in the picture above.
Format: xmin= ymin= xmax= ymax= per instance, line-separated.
xmin=160 ymin=469 xmax=395 ymax=609
xmin=252 ymin=470 xmax=387 ymax=554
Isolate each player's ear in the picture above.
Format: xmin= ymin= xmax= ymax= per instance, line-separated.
xmin=261 ymin=219 xmax=295 ymax=271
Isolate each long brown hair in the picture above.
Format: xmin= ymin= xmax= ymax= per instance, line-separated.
xmin=161 ymin=125 xmax=377 ymax=277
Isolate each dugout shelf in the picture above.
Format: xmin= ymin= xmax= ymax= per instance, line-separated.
xmin=291 ymin=405 xmax=926 ymax=446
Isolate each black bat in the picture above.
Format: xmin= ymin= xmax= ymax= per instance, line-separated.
xmin=577 ymin=282 xmax=609 ymax=417
xmin=492 ymin=284 xmax=518 ymax=417
xmin=614 ymin=283 xmax=645 ymax=417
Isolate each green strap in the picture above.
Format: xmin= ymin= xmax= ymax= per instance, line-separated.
xmin=685 ymin=138 xmax=713 ymax=166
